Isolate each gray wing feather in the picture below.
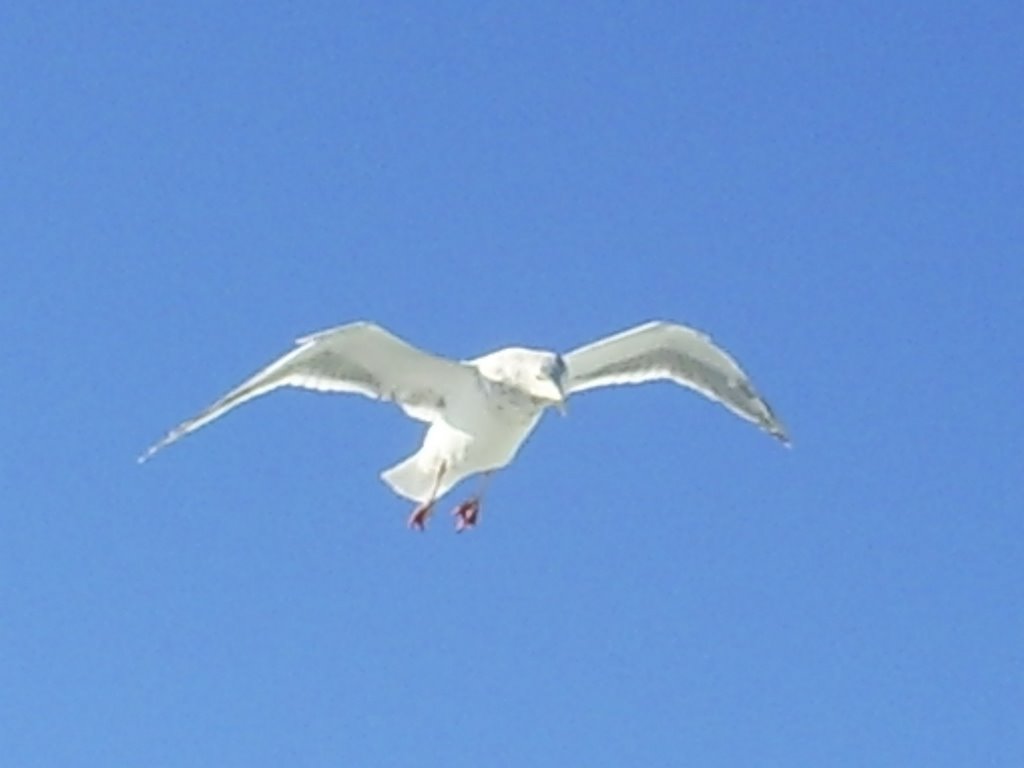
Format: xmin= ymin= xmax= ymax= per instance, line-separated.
xmin=139 ymin=321 xmax=474 ymax=462
xmin=564 ymin=321 xmax=789 ymax=443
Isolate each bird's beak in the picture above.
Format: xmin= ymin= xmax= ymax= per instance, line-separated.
xmin=555 ymin=378 xmax=568 ymax=415
xmin=537 ymin=377 xmax=568 ymax=415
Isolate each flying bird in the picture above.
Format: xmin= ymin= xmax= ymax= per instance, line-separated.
xmin=139 ymin=320 xmax=788 ymax=531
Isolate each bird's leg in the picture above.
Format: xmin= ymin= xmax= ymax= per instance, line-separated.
xmin=452 ymin=472 xmax=494 ymax=533
xmin=407 ymin=462 xmax=446 ymax=531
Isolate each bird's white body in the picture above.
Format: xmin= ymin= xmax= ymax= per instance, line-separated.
xmin=381 ymin=389 xmax=544 ymax=503
xmin=381 ymin=345 xmax=567 ymax=502
xmin=140 ymin=320 xmax=788 ymax=525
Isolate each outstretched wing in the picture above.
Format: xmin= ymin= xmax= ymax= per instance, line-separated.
xmin=564 ymin=320 xmax=789 ymax=443
xmin=139 ymin=321 xmax=476 ymax=462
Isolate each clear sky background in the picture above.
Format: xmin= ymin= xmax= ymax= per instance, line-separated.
xmin=3 ymin=2 xmax=1022 ymax=766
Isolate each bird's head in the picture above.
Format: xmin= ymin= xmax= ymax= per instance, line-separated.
xmin=529 ymin=352 xmax=569 ymax=415
xmin=471 ymin=347 xmax=570 ymax=414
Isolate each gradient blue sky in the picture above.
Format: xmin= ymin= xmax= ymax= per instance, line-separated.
xmin=3 ymin=2 xmax=1022 ymax=766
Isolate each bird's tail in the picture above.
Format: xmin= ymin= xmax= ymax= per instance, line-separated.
xmin=381 ymin=454 xmax=451 ymax=503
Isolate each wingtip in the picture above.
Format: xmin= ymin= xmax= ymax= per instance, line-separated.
xmin=759 ymin=416 xmax=791 ymax=448
xmin=136 ymin=441 xmax=162 ymax=464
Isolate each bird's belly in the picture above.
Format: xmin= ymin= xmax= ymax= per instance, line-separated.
xmin=469 ymin=417 xmax=540 ymax=470
xmin=427 ymin=411 xmax=540 ymax=474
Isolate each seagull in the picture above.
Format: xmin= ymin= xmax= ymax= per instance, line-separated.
xmin=139 ymin=320 xmax=788 ymax=531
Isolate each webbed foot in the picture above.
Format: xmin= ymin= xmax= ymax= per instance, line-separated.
xmin=452 ymin=499 xmax=481 ymax=532
xmin=408 ymin=503 xmax=434 ymax=531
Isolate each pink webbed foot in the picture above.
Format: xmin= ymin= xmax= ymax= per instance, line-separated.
xmin=452 ymin=499 xmax=481 ymax=533
xmin=407 ymin=503 xmax=434 ymax=531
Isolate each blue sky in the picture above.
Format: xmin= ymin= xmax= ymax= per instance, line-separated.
xmin=3 ymin=2 xmax=1022 ymax=765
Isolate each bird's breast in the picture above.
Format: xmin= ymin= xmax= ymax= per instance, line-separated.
xmin=433 ymin=395 xmax=543 ymax=472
